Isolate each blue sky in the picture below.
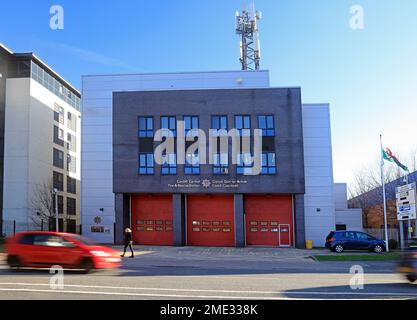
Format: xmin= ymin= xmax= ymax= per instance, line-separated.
xmin=1 ymin=0 xmax=417 ymax=186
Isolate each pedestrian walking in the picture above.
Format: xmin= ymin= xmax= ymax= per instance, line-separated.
xmin=121 ymin=227 xmax=134 ymax=258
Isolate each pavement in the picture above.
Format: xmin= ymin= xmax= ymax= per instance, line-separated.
xmin=0 ymin=246 xmax=414 ymax=300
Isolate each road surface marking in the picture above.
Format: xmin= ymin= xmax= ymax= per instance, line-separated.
xmin=0 ymin=282 xmax=415 ymax=297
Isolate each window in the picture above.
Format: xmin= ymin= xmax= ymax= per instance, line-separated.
xmin=52 ymin=195 xmax=64 ymax=214
xmin=67 ymin=177 xmax=76 ymax=194
xmin=138 ymin=117 xmax=154 ymax=138
xmin=336 ymin=224 xmax=347 ymax=231
xmin=53 ymin=126 xmax=64 ymax=147
xmin=161 ymin=116 xmax=177 ymax=137
xmin=162 ymin=154 xmax=177 ymax=175
xmin=261 ymin=153 xmax=277 ymax=175
xmin=237 ymin=153 xmax=253 ymax=175
xmin=258 ymin=115 xmax=275 ymax=136
xmin=185 ymin=153 xmax=200 ymax=175
xmin=67 ymin=133 xmax=76 ymax=152
xmin=53 ymin=172 xmax=64 ymax=191
xmin=54 ymin=104 xmax=64 ymax=124
xmin=344 ymin=231 xmax=357 ymax=240
xmin=66 ymin=219 xmax=76 ymax=233
xmin=139 ymin=153 xmax=154 ymax=175
xmin=213 ymin=153 xmax=229 ymax=174
xmin=235 ymin=115 xmax=251 ymax=136
xmin=67 ymin=198 xmax=76 ymax=216
xmin=212 ymin=115 xmax=228 ymax=131
xmin=67 ymin=155 xmax=76 ymax=173
xmin=184 ymin=116 xmax=199 ymax=136
xmin=53 ymin=149 xmax=64 ymax=169
xmin=67 ymin=112 xmax=77 ymax=132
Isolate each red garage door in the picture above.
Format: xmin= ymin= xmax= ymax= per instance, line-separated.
xmin=187 ymin=195 xmax=235 ymax=247
xmin=132 ymin=195 xmax=174 ymax=246
xmin=245 ymin=195 xmax=293 ymax=247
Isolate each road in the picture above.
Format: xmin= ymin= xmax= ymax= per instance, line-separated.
xmin=0 ymin=247 xmax=415 ymax=300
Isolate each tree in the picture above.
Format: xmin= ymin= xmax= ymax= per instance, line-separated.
xmin=30 ymin=182 xmax=56 ymax=231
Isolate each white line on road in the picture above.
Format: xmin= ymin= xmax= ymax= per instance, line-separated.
xmin=0 ymin=282 xmax=415 ymax=297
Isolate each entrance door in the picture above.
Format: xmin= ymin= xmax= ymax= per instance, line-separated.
xmin=279 ymin=224 xmax=291 ymax=247
xmin=245 ymin=195 xmax=294 ymax=247
xmin=132 ymin=195 xmax=174 ymax=246
xmin=187 ymin=195 xmax=235 ymax=247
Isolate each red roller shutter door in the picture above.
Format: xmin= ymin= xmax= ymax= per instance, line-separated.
xmin=132 ymin=195 xmax=174 ymax=246
xmin=187 ymin=195 xmax=235 ymax=247
xmin=245 ymin=195 xmax=294 ymax=247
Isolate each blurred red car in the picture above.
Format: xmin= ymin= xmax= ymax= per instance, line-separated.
xmin=5 ymin=232 xmax=121 ymax=273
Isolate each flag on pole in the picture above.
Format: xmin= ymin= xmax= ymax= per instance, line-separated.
xmin=382 ymin=147 xmax=409 ymax=172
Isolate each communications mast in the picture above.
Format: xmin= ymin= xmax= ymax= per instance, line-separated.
xmin=236 ymin=1 xmax=262 ymax=71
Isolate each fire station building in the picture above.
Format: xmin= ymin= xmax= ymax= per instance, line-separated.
xmin=81 ymin=71 xmax=336 ymax=248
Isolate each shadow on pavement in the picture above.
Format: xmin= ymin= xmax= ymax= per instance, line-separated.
xmin=282 ymin=282 xmax=417 ymax=300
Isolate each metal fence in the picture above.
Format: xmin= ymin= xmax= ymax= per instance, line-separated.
xmin=1 ymin=219 xmax=81 ymax=237
xmin=364 ymin=228 xmax=399 ymax=242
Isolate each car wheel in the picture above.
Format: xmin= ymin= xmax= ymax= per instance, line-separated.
xmin=80 ymin=258 xmax=94 ymax=274
xmin=7 ymin=256 xmax=22 ymax=271
xmin=334 ymin=244 xmax=344 ymax=253
xmin=373 ymin=245 xmax=384 ymax=253
xmin=406 ymin=275 xmax=416 ymax=283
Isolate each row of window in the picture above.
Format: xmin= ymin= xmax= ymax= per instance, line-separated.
xmin=54 ymin=105 xmax=78 ymax=132
xmin=53 ymin=149 xmax=77 ymax=174
xmin=31 ymin=62 xmax=81 ymax=111
xmin=53 ymin=171 xmax=77 ymax=194
xmin=138 ymin=115 xmax=275 ymax=137
xmin=139 ymin=152 xmax=277 ymax=175
xmin=52 ymin=195 xmax=77 ymax=216
xmin=54 ymin=126 xmax=76 ymax=152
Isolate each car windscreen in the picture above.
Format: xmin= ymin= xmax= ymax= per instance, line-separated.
xmin=68 ymin=235 xmax=97 ymax=246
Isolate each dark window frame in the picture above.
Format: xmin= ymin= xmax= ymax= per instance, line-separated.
xmin=139 ymin=153 xmax=154 ymax=175
xmin=138 ymin=117 xmax=154 ymax=138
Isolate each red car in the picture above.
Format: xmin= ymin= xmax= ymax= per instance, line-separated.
xmin=5 ymin=232 xmax=121 ymax=273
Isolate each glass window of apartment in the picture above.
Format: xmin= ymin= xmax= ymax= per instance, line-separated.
xmin=53 ymin=126 xmax=64 ymax=147
xmin=213 ymin=153 xmax=229 ymax=174
xmin=138 ymin=117 xmax=154 ymax=138
xmin=235 ymin=115 xmax=251 ymax=137
xmin=67 ymin=198 xmax=76 ymax=216
xmin=53 ymin=149 xmax=64 ymax=169
xmin=258 ymin=115 xmax=275 ymax=136
xmin=67 ymin=176 xmax=77 ymax=194
xmin=261 ymin=153 xmax=277 ymax=175
xmin=184 ymin=116 xmax=199 ymax=136
xmin=185 ymin=153 xmax=200 ymax=175
xmin=53 ymin=172 xmax=64 ymax=191
xmin=53 ymin=195 xmax=64 ymax=214
xmin=67 ymin=112 xmax=77 ymax=132
xmin=161 ymin=116 xmax=177 ymax=137
xmin=66 ymin=219 xmax=76 ymax=233
xmin=237 ymin=153 xmax=254 ymax=175
xmin=54 ymin=104 xmax=64 ymax=124
xmin=139 ymin=153 xmax=154 ymax=175
xmin=212 ymin=115 xmax=228 ymax=130
xmin=161 ymin=154 xmax=177 ymax=175
xmin=67 ymin=133 xmax=76 ymax=152
xmin=67 ymin=155 xmax=76 ymax=174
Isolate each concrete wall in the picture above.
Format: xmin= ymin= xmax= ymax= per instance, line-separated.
xmin=335 ymin=209 xmax=363 ymax=231
xmin=112 ymin=88 xmax=305 ymax=195
xmin=82 ymin=71 xmax=270 ymax=243
xmin=302 ymin=104 xmax=335 ymax=247
xmin=334 ymin=183 xmax=348 ymax=210
xmin=3 ymin=78 xmax=81 ymax=233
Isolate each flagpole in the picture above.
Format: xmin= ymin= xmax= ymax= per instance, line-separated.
xmin=380 ymin=134 xmax=390 ymax=252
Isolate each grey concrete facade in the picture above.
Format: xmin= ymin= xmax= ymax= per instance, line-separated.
xmin=112 ymin=87 xmax=306 ymax=247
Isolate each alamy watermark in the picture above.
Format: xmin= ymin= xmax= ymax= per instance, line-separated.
xmin=153 ymin=121 xmax=264 ymax=176
xmin=349 ymin=265 xmax=365 ymax=290
xmin=49 ymin=265 xmax=64 ymax=290
xmin=350 ymin=5 xmax=365 ymax=30
xmin=50 ymin=5 xmax=64 ymax=30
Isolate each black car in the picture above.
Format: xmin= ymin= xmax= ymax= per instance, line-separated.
xmin=398 ymin=239 xmax=417 ymax=283
xmin=325 ymin=231 xmax=386 ymax=253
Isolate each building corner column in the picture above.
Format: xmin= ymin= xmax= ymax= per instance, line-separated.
xmin=234 ymin=194 xmax=245 ymax=248
xmin=173 ymin=194 xmax=185 ymax=246
xmin=115 ymin=193 xmax=130 ymax=245
xmin=294 ymin=194 xmax=306 ymax=249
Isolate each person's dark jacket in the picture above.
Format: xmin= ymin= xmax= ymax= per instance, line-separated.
xmin=124 ymin=231 xmax=133 ymax=244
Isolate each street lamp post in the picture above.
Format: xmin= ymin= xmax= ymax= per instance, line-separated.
xmin=53 ymin=188 xmax=59 ymax=232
